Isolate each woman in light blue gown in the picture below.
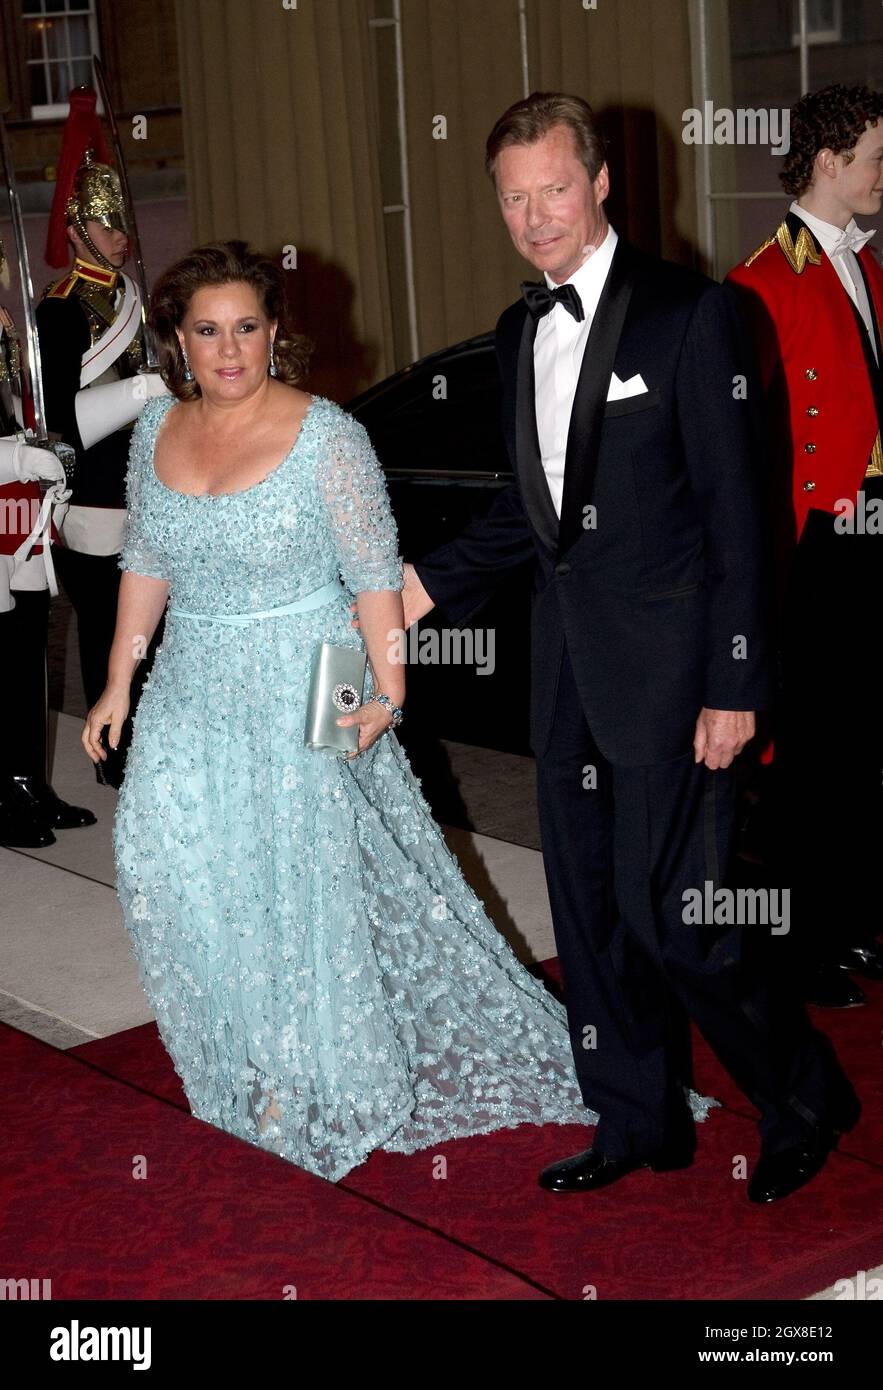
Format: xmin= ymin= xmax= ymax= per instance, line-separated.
xmin=83 ymin=241 xmax=717 ymax=1183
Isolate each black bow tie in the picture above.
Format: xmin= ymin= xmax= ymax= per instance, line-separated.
xmin=521 ymin=280 xmax=585 ymax=323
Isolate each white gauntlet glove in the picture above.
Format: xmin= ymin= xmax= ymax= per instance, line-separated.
xmin=0 ymin=437 xmax=70 ymax=600
xmin=75 ymin=370 xmax=172 ymax=450
xmin=0 ymin=436 xmax=68 ymax=488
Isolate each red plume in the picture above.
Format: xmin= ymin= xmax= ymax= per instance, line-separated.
xmin=44 ymin=86 xmax=111 ymax=268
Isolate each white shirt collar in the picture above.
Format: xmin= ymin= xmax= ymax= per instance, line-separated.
xmin=542 ymin=223 xmax=618 ymax=320
xmin=789 ymin=200 xmax=864 ymax=256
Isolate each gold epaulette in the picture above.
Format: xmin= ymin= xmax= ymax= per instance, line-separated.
xmin=743 ymin=236 xmax=775 ymax=268
xmin=43 ymin=258 xmax=118 ymax=301
xmin=743 ymin=221 xmax=823 ymax=275
xmin=775 ymin=221 xmax=821 ymax=274
xmin=43 ymin=272 xmax=77 ymax=299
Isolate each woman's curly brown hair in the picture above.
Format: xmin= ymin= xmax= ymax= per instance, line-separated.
xmin=148 ymin=239 xmax=313 ymax=401
xmin=780 ymin=83 xmax=883 ymax=197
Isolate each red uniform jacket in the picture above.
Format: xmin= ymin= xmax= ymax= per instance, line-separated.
xmin=727 ymin=209 xmax=883 ymax=547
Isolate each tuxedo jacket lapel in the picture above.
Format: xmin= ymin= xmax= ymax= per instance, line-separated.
xmin=513 ymin=238 xmax=638 ymax=559
xmin=558 ymin=238 xmax=636 ymax=556
xmin=515 ymin=310 xmax=560 ymax=554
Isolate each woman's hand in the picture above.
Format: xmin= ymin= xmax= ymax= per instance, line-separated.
xmin=82 ymin=686 xmax=131 ymax=764
xmin=336 ymin=697 xmax=394 ymax=759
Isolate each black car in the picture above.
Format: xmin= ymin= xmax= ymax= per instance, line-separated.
xmin=347 ymin=334 xmax=534 ymax=755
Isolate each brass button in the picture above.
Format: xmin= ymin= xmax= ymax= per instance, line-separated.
xmin=806 ymin=368 xmax=817 ymax=380
xmin=804 ymin=442 xmax=816 ymax=453
xmin=803 ymin=481 xmax=816 ymax=491
xmin=806 ymin=406 xmax=819 ymax=416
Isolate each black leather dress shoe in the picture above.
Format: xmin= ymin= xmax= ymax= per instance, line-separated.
xmin=0 ymin=802 xmax=56 ymax=848
xmin=747 ymin=1089 xmax=861 ymax=1204
xmin=805 ymin=965 xmax=866 ymax=1009
xmin=747 ymin=1140 xmax=833 ymax=1203
xmin=538 ymin=1142 xmax=695 ymax=1193
xmin=8 ymin=776 xmax=97 ymax=830
xmin=838 ymin=943 xmax=883 ymax=981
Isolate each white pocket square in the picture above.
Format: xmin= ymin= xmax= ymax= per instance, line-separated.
xmin=606 ymin=372 xmax=648 ymax=401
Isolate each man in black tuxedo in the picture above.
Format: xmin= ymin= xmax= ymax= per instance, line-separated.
xmin=403 ymin=92 xmax=859 ymax=1203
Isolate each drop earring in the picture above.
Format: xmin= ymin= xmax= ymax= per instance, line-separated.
xmin=181 ymin=343 xmax=193 ymax=382
xmin=268 ymin=341 xmax=278 ymax=377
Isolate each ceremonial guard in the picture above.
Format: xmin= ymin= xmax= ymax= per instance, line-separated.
xmin=37 ymin=86 xmax=168 ymax=789
xmin=0 ymin=219 xmax=94 ymax=845
xmin=727 ymin=84 xmax=883 ymax=1007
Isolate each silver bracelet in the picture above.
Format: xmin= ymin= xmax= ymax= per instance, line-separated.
xmin=372 ymin=693 xmax=404 ymax=727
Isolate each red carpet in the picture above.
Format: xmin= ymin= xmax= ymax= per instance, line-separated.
xmin=7 ymin=968 xmax=882 ymax=1300
xmin=340 ymin=969 xmax=883 ymax=1300
xmin=0 ymin=1024 xmax=546 ymax=1300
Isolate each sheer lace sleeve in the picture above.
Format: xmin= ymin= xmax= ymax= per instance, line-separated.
xmin=319 ymin=410 xmax=403 ymax=593
xmin=118 ymin=399 xmax=168 ymax=580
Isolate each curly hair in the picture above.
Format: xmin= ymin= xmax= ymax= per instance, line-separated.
xmin=780 ymin=83 xmax=883 ymax=197
xmin=148 ymin=239 xmax=313 ymax=401
xmin=485 ymin=91 xmax=607 ymax=185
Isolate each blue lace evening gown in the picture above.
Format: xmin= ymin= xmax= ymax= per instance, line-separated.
xmin=112 ymin=392 xmax=717 ymax=1182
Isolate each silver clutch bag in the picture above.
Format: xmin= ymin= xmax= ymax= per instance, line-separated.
xmin=304 ymin=642 xmax=367 ymax=756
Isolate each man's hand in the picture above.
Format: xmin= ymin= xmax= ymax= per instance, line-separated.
xmin=693 ymin=708 xmax=755 ymax=770
xmin=401 ymin=562 xmax=435 ymax=629
xmin=350 ymin=561 xmax=436 ymax=633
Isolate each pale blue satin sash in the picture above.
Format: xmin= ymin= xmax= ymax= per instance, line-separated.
xmin=167 ymin=577 xmax=345 ymax=625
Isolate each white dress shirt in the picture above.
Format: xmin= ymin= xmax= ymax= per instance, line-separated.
xmin=533 ymin=224 xmax=618 ymax=517
xmin=790 ymin=200 xmax=878 ymax=363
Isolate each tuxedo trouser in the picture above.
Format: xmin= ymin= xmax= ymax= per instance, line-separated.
xmin=774 ymin=479 xmax=883 ymax=974
xmin=53 ymin=546 xmax=163 ymax=787
xmin=0 ymin=589 xmax=50 ymax=779
xmin=535 ymin=642 xmax=854 ymax=1159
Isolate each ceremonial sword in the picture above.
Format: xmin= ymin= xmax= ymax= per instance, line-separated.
xmin=0 ymin=108 xmax=76 ymax=482
xmin=92 ymin=54 xmax=159 ymax=369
